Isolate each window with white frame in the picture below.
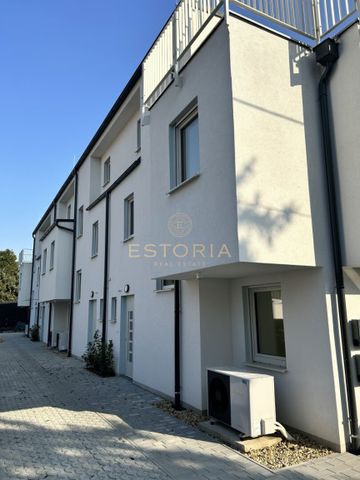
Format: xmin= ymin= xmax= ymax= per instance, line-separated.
xmin=99 ymin=298 xmax=104 ymax=323
xmin=156 ymin=279 xmax=175 ymax=291
xmin=91 ymin=221 xmax=99 ymax=257
xmin=67 ymin=204 xmax=71 ymax=219
xmin=124 ymin=194 xmax=134 ymax=240
xmin=248 ymin=285 xmax=286 ymax=368
xmin=77 ymin=206 xmax=84 ymax=237
xmin=110 ymin=297 xmax=117 ymax=323
xmin=42 ymin=249 xmax=47 ymax=274
xmin=50 ymin=241 xmax=55 ymax=270
xmin=136 ymin=119 xmax=141 ymax=151
xmin=103 ymin=157 xmax=111 ymax=186
xmin=75 ymin=270 xmax=82 ymax=302
xmin=171 ymin=104 xmax=200 ymax=189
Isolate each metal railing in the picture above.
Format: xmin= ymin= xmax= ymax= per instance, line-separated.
xmin=143 ymin=0 xmax=359 ymax=107
xmin=143 ymin=0 xmax=225 ymax=106
xmin=19 ymin=249 xmax=33 ymax=264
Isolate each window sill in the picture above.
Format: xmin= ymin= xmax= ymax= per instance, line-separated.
xmin=155 ymin=287 xmax=175 ymax=293
xmin=123 ymin=235 xmax=134 ymax=243
xmin=135 ymin=147 xmax=141 ymax=154
xmin=243 ymin=362 xmax=287 ymax=374
xmin=49 ymin=267 xmax=54 ymax=271
xmin=77 ymin=233 xmax=83 ymax=239
xmin=102 ymin=181 xmax=110 ymax=188
xmin=91 ymin=253 xmax=98 ymax=259
xmin=74 ymin=300 xmax=81 ymax=304
xmin=168 ymin=173 xmax=200 ymax=195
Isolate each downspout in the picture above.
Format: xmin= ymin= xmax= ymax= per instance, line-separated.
xmin=315 ymin=39 xmax=359 ymax=452
xmin=47 ymin=302 xmax=52 ymax=347
xmin=67 ymin=173 xmax=78 ymax=357
xmin=27 ymin=234 xmax=36 ymax=337
xmin=102 ymin=192 xmax=110 ymax=344
xmin=174 ymin=279 xmax=181 ymax=410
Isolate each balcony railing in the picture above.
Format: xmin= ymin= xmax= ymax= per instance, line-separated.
xmin=19 ymin=249 xmax=33 ymax=265
xmin=143 ymin=0 xmax=359 ymax=108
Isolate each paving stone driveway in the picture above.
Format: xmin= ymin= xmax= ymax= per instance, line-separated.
xmin=0 ymin=333 xmax=360 ymax=480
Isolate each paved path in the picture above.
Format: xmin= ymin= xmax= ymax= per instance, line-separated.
xmin=0 ymin=333 xmax=359 ymax=480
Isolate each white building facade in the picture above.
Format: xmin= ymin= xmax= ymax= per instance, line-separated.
xmin=24 ymin=0 xmax=360 ymax=453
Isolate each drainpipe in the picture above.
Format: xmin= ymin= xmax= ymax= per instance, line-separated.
xmin=67 ymin=173 xmax=78 ymax=357
xmin=174 ymin=279 xmax=181 ymax=410
xmin=27 ymin=235 xmax=36 ymax=337
xmin=47 ymin=302 xmax=52 ymax=347
xmin=102 ymin=192 xmax=110 ymax=344
xmin=315 ymin=39 xmax=359 ymax=452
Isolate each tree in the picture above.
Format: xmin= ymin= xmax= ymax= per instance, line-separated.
xmin=0 ymin=249 xmax=18 ymax=303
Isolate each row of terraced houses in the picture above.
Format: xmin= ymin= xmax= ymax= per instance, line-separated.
xmin=18 ymin=0 xmax=360 ymax=453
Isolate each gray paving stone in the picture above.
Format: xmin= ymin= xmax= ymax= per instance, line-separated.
xmin=1 ymin=333 xmax=360 ymax=480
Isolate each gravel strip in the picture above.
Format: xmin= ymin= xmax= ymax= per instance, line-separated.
xmin=154 ymin=400 xmax=332 ymax=470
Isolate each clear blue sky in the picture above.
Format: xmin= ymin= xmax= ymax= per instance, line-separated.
xmin=0 ymin=0 xmax=175 ymax=256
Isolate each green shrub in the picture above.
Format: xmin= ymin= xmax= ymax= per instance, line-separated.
xmin=82 ymin=330 xmax=115 ymax=377
xmin=29 ymin=324 xmax=40 ymax=342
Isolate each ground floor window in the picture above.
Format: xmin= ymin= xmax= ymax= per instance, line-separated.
xmin=248 ymin=285 xmax=286 ymax=368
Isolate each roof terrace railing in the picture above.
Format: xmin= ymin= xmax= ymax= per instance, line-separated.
xmin=143 ymin=0 xmax=359 ymax=108
xmin=143 ymin=0 xmax=226 ymax=107
xmin=19 ymin=249 xmax=33 ymax=265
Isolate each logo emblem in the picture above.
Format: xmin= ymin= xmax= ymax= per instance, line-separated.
xmin=168 ymin=213 xmax=193 ymax=238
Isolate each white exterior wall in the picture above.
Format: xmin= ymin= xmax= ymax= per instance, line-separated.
xmin=229 ymin=17 xmax=323 ymax=266
xmin=327 ymin=23 xmax=360 ymax=267
xmin=148 ymin=22 xmax=239 ymax=279
xmin=18 ymin=262 xmax=32 ymax=307
xmin=72 ymin=159 xmax=106 ymax=356
xmin=39 ymin=228 xmax=73 ymax=302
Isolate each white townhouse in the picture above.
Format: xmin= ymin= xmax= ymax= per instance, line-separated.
xmin=19 ymin=0 xmax=360 ymax=453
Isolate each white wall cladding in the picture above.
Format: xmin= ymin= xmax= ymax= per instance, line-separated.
xmin=229 ymin=17 xmax=326 ymax=266
xmin=326 ymin=23 xmax=360 ymax=268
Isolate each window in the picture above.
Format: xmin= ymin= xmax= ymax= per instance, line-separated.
xmin=42 ymin=249 xmax=47 ymax=274
xmin=99 ymin=299 xmax=104 ymax=323
xmin=77 ymin=206 xmax=84 ymax=237
xmin=103 ymin=157 xmax=111 ymax=186
xmin=156 ymin=279 xmax=175 ymax=291
xmin=50 ymin=241 xmax=55 ymax=270
xmin=136 ymin=119 xmax=141 ymax=151
xmin=91 ymin=221 xmax=99 ymax=257
xmin=67 ymin=204 xmax=72 ymax=219
xmin=36 ymin=266 xmax=40 ymax=286
xmin=110 ymin=297 xmax=117 ymax=323
xmin=171 ymin=105 xmax=200 ymax=188
xmin=124 ymin=194 xmax=134 ymax=240
xmin=248 ymin=286 xmax=286 ymax=368
xmin=75 ymin=270 xmax=82 ymax=302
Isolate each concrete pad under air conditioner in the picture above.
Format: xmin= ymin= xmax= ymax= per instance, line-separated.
xmin=199 ymin=420 xmax=282 ymax=453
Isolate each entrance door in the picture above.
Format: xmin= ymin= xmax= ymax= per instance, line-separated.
xmin=88 ymin=300 xmax=97 ymax=343
xmin=125 ymin=296 xmax=134 ymax=378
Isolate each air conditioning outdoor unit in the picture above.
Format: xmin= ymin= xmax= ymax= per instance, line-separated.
xmin=58 ymin=331 xmax=69 ymax=352
xmin=207 ymin=367 xmax=277 ymax=438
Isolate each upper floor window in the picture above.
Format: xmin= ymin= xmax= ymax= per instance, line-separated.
xmin=77 ymin=206 xmax=84 ymax=237
xmin=248 ymin=285 xmax=286 ymax=368
xmin=103 ymin=157 xmax=111 ymax=186
xmin=67 ymin=204 xmax=72 ymax=219
xmin=75 ymin=270 xmax=82 ymax=302
xmin=170 ymin=104 xmax=199 ymax=189
xmin=136 ymin=119 xmax=141 ymax=152
xmin=91 ymin=221 xmax=99 ymax=257
xmin=124 ymin=194 xmax=134 ymax=240
xmin=50 ymin=241 xmax=55 ymax=270
xmin=42 ymin=249 xmax=47 ymax=275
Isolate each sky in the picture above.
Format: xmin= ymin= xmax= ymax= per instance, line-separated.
xmin=0 ymin=0 xmax=176 ymax=257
